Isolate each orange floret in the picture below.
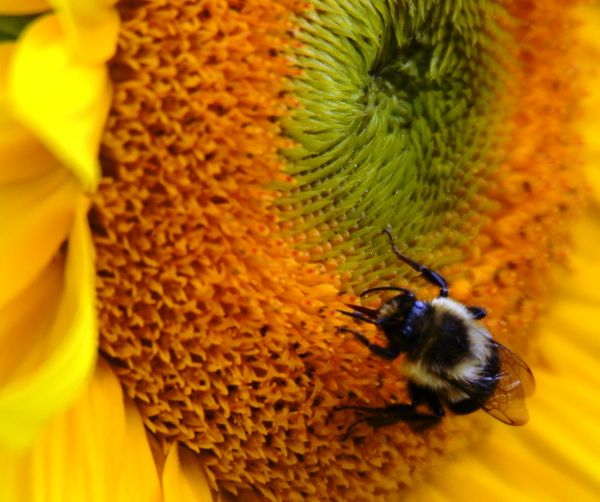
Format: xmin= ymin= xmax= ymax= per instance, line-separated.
xmin=93 ymin=1 xmax=430 ymax=500
xmin=453 ymin=0 xmax=586 ymax=352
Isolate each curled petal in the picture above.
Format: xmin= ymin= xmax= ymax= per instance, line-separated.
xmin=0 ymin=114 xmax=58 ymax=185
xmin=0 ymin=167 xmax=80 ymax=308
xmin=0 ymin=199 xmax=97 ymax=449
xmin=0 ymin=360 xmax=162 ymax=502
xmin=8 ymin=14 xmax=111 ymax=191
xmin=0 ymin=249 xmax=63 ymax=386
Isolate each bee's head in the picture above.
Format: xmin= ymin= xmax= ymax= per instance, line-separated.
xmin=376 ymin=299 xmax=429 ymax=353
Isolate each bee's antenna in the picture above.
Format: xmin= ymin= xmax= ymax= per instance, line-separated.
xmin=383 ymin=225 xmax=449 ymax=297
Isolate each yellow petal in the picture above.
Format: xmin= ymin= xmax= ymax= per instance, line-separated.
xmin=49 ymin=0 xmax=120 ymax=64
xmin=115 ymin=398 xmax=163 ymax=502
xmin=0 ymin=167 xmax=79 ymax=308
xmin=0 ymin=199 xmax=97 ymax=449
xmin=8 ymin=14 xmax=111 ymax=191
xmin=163 ymin=442 xmax=215 ymax=502
xmin=0 ymin=43 xmax=57 ymax=184
xmin=0 ymin=359 xmax=162 ymax=502
xmin=0 ymin=1 xmax=48 ymax=14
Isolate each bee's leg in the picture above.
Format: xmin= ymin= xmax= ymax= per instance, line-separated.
xmin=359 ymin=286 xmax=415 ymax=298
xmin=336 ymin=383 xmax=444 ymax=438
xmin=408 ymin=382 xmax=445 ymax=418
xmin=336 ymin=403 xmax=441 ymax=438
xmin=446 ymin=397 xmax=481 ymax=415
xmin=338 ymin=291 xmax=414 ymax=324
xmin=467 ymin=306 xmax=487 ymax=320
xmin=339 ymin=416 xmax=368 ymax=441
xmin=371 ymin=404 xmax=442 ymax=432
xmin=337 ymin=309 xmax=378 ymax=325
xmin=338 ymin=303 xmax=380 ymax=322
xmin=337 ymin=326 xmax=401 ymax=360
xmin=384 ymin=225 xmax=449 ymax=297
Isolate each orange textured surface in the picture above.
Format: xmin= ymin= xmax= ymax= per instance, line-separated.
xmin=449 ymin=0 xmax=586 ymax=353
xmin=92 ymin=1 xmax=440 ymax=500
xmin=91 ymin=0 xmax=586 ymax=500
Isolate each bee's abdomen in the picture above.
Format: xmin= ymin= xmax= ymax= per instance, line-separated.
xmin=446 ymin=397 xmax=482 ymax=415
xmin=447 ymin=344 xmax=500 ymax=408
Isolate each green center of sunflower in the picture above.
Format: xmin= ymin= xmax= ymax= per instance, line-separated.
xmin=281 ymin=1 xmax=507 ymax=289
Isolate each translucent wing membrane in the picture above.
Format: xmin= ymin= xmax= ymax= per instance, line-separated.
xmin=482 ymin=342 xmax=536 ymax=426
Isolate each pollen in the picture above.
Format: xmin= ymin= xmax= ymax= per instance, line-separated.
xmin=90 ymin=0 xmax=585 ymax=501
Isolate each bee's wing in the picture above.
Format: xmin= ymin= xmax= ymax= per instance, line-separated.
xmin=494 ymin=341 xmax=536 ymax=396
xmin=482 ymin=342 xmax=536 ymax=426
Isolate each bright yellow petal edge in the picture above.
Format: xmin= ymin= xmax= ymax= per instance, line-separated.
xmin=0 ymin=196 xmax=98 ymax=449
xmin=2 ymin=364 xmax=215 ymax=502
xmin=407 ymin=6 xmax=600 ymax=500
xmin=0 ymin=0 xmax=119 ymax=64
xmin=8 ymin=13 xmax=113 ymax=191
xmin=0 ymin=4 xmax=117 ymax=450
xmin=0 ymin=42 xmax=97 ymax=448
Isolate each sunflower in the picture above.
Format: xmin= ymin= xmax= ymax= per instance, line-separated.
xmin=1 ymin=1 xmax=599 ymax=501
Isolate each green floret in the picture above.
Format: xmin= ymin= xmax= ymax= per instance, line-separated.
xmin=279 ymin=0 xmax=512 ymax=290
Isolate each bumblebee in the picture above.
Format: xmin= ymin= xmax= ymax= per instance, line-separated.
xmin=338 ymin=226 xmax=535 ymax=436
